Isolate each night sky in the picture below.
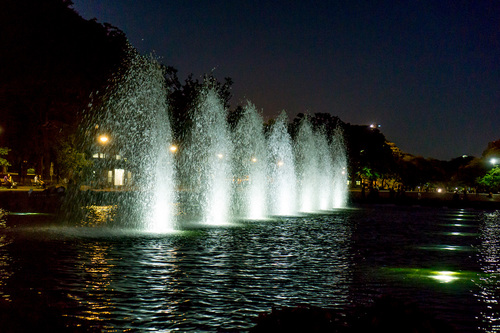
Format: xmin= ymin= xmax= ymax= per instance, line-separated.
xmin=71 ymin=0 xmax=499 ymax=160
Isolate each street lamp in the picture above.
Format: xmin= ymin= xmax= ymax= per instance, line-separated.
xmin=170 ymin=145 xmax=178 ymax=153
xmin=490 ymin=158 xmax=499 ymax=166
xmin=99 ymin=135 xmax=109 ymax=144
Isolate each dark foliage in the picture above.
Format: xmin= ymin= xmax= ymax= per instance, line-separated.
xmin=164 ymin=67 xmax=233 ymax=142
xmin=0 ymin=0 xmax=128 ymax=178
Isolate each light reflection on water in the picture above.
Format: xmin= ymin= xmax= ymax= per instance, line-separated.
xmin=80 ymin=205 xmax=118 ymax=227
xmin=0 ymin=206 xmax=498 ymax=331
xmin=475 ymin=211 xmax=500 ymax=332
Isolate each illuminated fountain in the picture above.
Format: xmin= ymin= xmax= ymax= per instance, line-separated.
xmin=232 ymin=102 xmax=268 ymax=220
xmin=314 ymin=130 xmax=334 ymax=210
xmin=331 ymin=127 xmax=348 ymax=208
xmin=266 ymin=112 xmax=298 ymax=216
xmin=181 ymin=89 xmax=233 ymax=225
xmin=89 ymin=53 xmax=176 ymax=232
xmin=88 ymin=54 xmax=348 ymax=231
xmin=295 ymin=117 xmax=321 ymax=213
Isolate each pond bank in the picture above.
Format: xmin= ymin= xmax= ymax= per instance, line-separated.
xmin=0 ymin=187 xmax=499 ymax=213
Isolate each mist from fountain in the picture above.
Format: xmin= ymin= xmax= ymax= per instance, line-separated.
xmin=267 ymin=111 xmax=298 ymax=216
xmin=295 ymin=118 xmax=320 ymax=213
xmin=232 ymin=102 xmax=268 ymax=220
xmin=181 ymin=89 xmax=233 ymax=225
xmin=89 ymin=54 xmax=348 ymax=231
xmin=91 ymin=53 xmax=176 ymax=232
xmin=331 ymin=127 xmax=349 ymax=208
xmin=315 ymin=129 xmax=335 ymax=210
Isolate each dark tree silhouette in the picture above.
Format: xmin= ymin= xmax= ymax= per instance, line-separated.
xmin=0 ymin=0 xmax=128 ymax=180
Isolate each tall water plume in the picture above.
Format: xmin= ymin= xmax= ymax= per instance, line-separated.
xmin=267 ymin=112 xmax=297 ymax=216
xmin=232 ymin=102 xmax=268 ymax=219
xmin=85 ymin=53 xmax=348 ymax=228
xmin=89 ymin=52 xmax=176 ymax=231
xmin=295 ymin=118 xmax=320 ymax=213
xmin=331 ymin=127 xmax=348 ymax=208
xmin=315 ymin=128 xmax=335 ymax=210
xmin=181 ymin=89 xmax=233 ymax=225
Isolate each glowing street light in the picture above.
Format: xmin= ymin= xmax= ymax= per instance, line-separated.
xmin=277 ymin=161 xmax=284 ymax=167
xmin=217 ymin=153 xmax=224 ymax=159
xmin=251 ymin=157 xmax=257 ymax=163
xmin=490 ymin=158 xmax=499 ymax=166
xmin=99 ymin=135 xmax=109 ymax=144
xmin=170 ymin=145 xmax=178 ymax=153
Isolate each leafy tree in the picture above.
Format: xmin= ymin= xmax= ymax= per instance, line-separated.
xmin=477 ymin=166 xmax=500 ymax=192
xmin=55 ymin=134 xmax=93 ymax=182
xmin=164 ymin=67 xmax=233 ymax=142
xmin=0 ymin=147 xmax=11 ymax=173
xmin=291 ymin=113 xmax=344 ymax=141
xmin=0 ymin=0 xmax=128 ymax=179
xmin=344 ymin=124 xmax=395 ymax=187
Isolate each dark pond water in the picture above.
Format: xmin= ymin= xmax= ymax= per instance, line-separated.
xmin=0 ymin=206 xmax=499 ymax=332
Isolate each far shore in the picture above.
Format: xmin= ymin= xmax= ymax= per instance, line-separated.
xmin=0 ymin=186 xmax=499 ymax=213
xmin=350 ymin=188 xmax=500 ymax=210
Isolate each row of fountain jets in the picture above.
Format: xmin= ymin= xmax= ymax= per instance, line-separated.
xmin=92 ymin=53 xmax=348 ymax=232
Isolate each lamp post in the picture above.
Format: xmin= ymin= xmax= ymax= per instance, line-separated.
xmin=97 ymin=134 xmax=110 ymax=188
xmin=99 ymin=135 xmax=109 ymax=145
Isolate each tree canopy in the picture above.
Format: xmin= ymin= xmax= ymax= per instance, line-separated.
xmin=0 ymin=0 xmax=128 ymax=177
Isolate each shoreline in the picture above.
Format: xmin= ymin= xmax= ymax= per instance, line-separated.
xmin=0 ymin=187 xmax=499 ymax=213
xmin=349 ymin=189 xmax=500 ymax=210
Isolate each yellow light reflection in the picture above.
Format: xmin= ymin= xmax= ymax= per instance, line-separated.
xmin=80 ymin=205 xmax=118 ymax=227
xmin=0 ymin=222 xmax=13 ymax=300
xmin=73 ymin=243 xmax=115 ymax=324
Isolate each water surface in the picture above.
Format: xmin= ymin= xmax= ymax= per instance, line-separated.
xmin=0 ymin=206 xmax=499 ymax=331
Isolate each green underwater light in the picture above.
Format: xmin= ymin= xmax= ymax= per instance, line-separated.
xmin=417 ymin=244 xmax=475 ymax=252
xmin=429 ymin=271 xmax=460 ymax=283
xmin=383 ymin=267 xmax=482 ymax=284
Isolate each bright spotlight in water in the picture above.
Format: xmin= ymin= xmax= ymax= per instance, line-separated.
xmin=430 ymin=271 xmax=459 ymax=283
